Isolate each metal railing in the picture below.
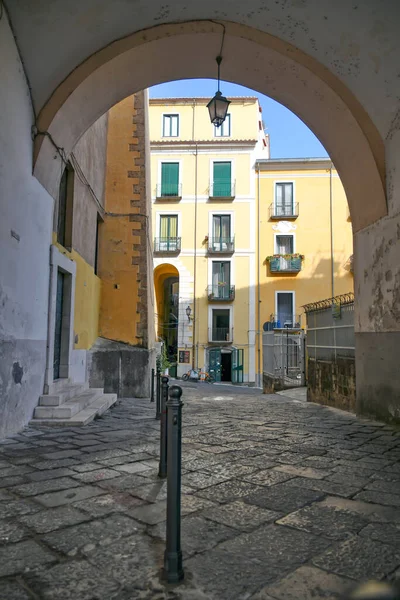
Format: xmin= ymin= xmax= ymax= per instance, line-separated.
xmin=269 ymin=256 xmax=302 ymax=273
xmin=207 ymin=237 xmax=235 ymax=253
xmin=156 ymin=183 xmax=182 ymax=199
xmin=209 ymin=327 xmax=232 ymax=342
xmin=265 ymin=314 xmax=302 ymax=329
xmin=154 ymin=237 xmax=181 ymax=253
xmin=269 ymin=202 xmax=299 ymax=219
xmin=207 ymin=284 xmax=235 ymax=301
xmin=209 ymin=181 xmax=236 ymax=199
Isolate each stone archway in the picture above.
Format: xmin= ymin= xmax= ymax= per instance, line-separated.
xmin=33 ymin=21 xmax=386 ymax=234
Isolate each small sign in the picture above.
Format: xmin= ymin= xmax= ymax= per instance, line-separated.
xmin=179 ymin=350 xmax=190 ymax=364
xmin=332 ymin=300 xmax=341 ymax=319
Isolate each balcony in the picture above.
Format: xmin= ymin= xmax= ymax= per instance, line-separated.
xmin=207 ymin=237 xmax=235 ymax=254
xmin=207 ymin=284 xmax=235 ymax=301
xmin=154 ymin=237 xmax=181 ymax=254
xmin=268 ymin=254 xmax=303 ymax=274
xmin=208 ymin=327 xmax=233 ymax=343
xmin=209 ymin=181 xmax=236 ymax=200
xmin=265 ymin=314 xmax=302 ymax=330
xmin=269 ymin=203 xmax=299 ymax=219
xmin=155 ymin=183 xmax=182 ymax=200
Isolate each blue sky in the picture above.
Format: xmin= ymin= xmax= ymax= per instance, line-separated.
xmin=150 ymin=79 xmax=328 ymax=159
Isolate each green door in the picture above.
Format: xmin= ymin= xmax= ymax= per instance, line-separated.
xmin=161 ymin=163 xmax=179 ymax=196
xmin=231 ymin=348 xmax=244 ymax=383
xmin=213 ymin=162 xmax=231 ymax=197
xmin=209 ymin=348 xmax=221 ymax=382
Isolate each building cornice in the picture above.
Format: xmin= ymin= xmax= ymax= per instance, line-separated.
xmin=255 ymin=157 xmax=335 ymax=171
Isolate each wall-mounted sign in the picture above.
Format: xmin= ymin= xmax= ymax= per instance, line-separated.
xmin=179 ymin=350 xmax=190 ymax=363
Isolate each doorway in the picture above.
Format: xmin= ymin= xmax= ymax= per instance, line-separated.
xmin=220 ymin=351 xmax=232 ymax=382
xmin=53 ymin=270 xmax=65 ymax=380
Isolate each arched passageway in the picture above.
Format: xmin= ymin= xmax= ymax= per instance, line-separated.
xmin=1 ymin=5 xmax=400 ymax=434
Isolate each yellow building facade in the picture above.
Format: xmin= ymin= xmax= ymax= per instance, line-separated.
xmin=150 ymin=97 xmax=353 ymax=385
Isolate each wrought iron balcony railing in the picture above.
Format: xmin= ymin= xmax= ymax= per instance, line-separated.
xmin=269 ymin=202 xmax=299 ymax=219
xmin=155 ymin=183 xmax=182 ymax=199
xmin=209 ymin=327 xmax=233 ymax=342
xmin=207 ymin=284 xmax=235 ymax=301
xmin=154 ymin=237 xmax=181 ymax=253
xmin=209 ymin=181 xmax=236 ymax=199
xmin=268 ymin=255 xmax=303 ymax=273
xmin=265 ymin=314 xmax=302 ymax=329
xmin=207 ymin=237 xmax=235 ymax=253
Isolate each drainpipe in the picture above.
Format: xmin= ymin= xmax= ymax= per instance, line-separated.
xmin=192 ymin=101 xmax=198 ymax=369
xmin=329 ymin=163 xmax=334 ymax=298
xmin=257 ymin=166 xmax=261 ymax=387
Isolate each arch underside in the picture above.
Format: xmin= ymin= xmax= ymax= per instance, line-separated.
xmin=33 ymin=20 xmax=386 ymax=233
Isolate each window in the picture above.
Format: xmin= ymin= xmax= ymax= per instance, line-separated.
xmin=212 ymin=161 xmax=232 ymax=197
xmin=212 ymin=309 xmax=231 ymax=341
xmin=160 ymin=162 xmax=180 ymax=197
xmin=276 ymin=292 xmax=295 ymax=327
xmin=163 ymin=114 xmax=179 ymax=137
xmin=57 ymin=164 xmax=74 ymax=248
xmin=211 ymin=215 xmax=232 ymax=251
xmin=275 ymin=183 xmax=294 ymax=216
xmin=275 ymin=235 xmax=294 ymax=255
xmin=211 ymin=261 xmax=231 ymax=299
xmin=159 ymin=214 xmax=179 ymax=251
xmin=214 ymin=114 xmax=231 ymax=137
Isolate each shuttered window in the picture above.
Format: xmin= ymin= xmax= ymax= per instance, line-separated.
xmin=161 ymin=163 xmax=179 ymax=197
xmin=212 ymin=162 xmax=232 ymax=197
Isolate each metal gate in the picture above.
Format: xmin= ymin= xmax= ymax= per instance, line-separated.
xmin=263 ymin=329 xmax=305 ymax=388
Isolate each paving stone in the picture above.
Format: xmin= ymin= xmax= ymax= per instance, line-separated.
xmin=0 ymin=581 xmax=33 ymax=599
xmin=277 ymin=503 xmax=368 ymax=540
xmin=42 ymin=513 xmax=143 ymax=556
xmin=202 ymin=499 xmax=280 ymax=532
xmin=0 ymin=519 xmax=29 ymax=544
xmin=319 ymin=496 xmax=400 ymax=524
xmin=313 ymin=536 xmax=400 ymax=580
xmin=180 ymin=494 xmax=217 ymax=515
xmin=131 ymin=480 xmax=195 ymax=503
xmin=130 ymin=500 xmax=167 ymax=524
xmin=240 ymin=469 xmax=294 ymax=487
xmin=359 ymin=522 xmax=400 ymax=548
xmin=24 ymin=560 xmax=119 ymax=600
xmin=274 ymin=464 xmax=332 ymax=479
xmin=284 ymin=476 xmax=361 ymax=498
xmin=327 ymin=472 xmax=370 ymax=488
xmin=0 ymin=465 xmax=33 ymax=478
xmin=244 ymin=481 xmax=326 ymax=513
xmin=80 ymin=448 xmax=131 ymax=461
xmin=71 ymin=468 xmax=121 ymax=483
xmin=182 ymin=470 xmax=233 ymax=489
xmin=151 ymin=514 xmax=238 ymax=557
xmin=252 ymin=565 xmax=353 ymax=600
xmin=69 ymin=462 xmax=104 ymax=473
xmin=11 ymin=476 xmax=81 ymax=497
xmin=186 ymin=524 xmax=332 ymax=600
xmin=41 ymin=449 xmax=82 ymax=460
xmin=95 ymin=472 xmax=149 ymax=493
xmin=0 ymin=476 xmax=25 ymax=488
xmin=72 ymin=492 xmax=144 ymax=517
xmin=26 ymin=467 xmax=76 ymax=481
xmin=364 ymin=479 xmax=400 ymax=495
xmin=355 ymin=490 xmax=400 ymax=507
xmin=195 ymin=479 xmax=264 ymax=504
xmin=18 ymin=505 xmax=91 ymax=533
xmin=32 ymin=484 xmax=105 ymax=508
xmin=99 ymin=453 xmax=153 ymax=466
xmin=0 ymin=499 xmax=42 ymax=519
xmin=113 ymin=461 xmax=152 ymax=474
xmin=0 ymin=539 xmax=55 ymax=576
xmin=32 ymin=458 xmax=81 ymax=470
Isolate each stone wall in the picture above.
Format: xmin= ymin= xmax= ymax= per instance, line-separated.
xmin=307 ymin=357 xmax=356 ymax=413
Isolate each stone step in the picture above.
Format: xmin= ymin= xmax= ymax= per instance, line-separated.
xmin=33 ymin=388 xmax=103 ymax=420
xmin=38 ymin=383 xmax=89 ymax=406
xmin=30 ymin=393 xmax=117 ymax=427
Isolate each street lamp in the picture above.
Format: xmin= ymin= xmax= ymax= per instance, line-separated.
xmin=207 ymin=56 xmax=230 ymax=128
xmin=185 ymin=306 xmax=192 ymax=322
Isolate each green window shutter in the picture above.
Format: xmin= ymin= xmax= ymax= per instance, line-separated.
xmin=213 ymin=162 xmax=231 ymax=197
xmin=161 ymin=163 xmax=179 ymax=196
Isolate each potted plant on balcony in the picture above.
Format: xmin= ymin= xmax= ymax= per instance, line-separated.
xmin=160 ymin=343 xmax=171 ymax=376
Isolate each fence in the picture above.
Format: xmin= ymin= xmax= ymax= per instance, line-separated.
xmin=304 ymin=292 xmax=355 ymax=412
xmin=262 ymin=328 xmax=305 ymax=392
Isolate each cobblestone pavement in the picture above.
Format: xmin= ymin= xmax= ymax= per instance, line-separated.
xmin=0 ymin=384 xmax=399 ymax=599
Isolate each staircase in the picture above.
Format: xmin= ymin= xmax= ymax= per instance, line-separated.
xmin=30 ymin=380 xmax=117 ymax=427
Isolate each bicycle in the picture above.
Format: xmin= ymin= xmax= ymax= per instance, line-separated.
xmin=181 ymin=369 xmax=215 ymax=383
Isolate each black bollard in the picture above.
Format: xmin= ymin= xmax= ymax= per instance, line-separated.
xmin=164 ymin=385 xmax=184 ymax=583
xmin=158 ymin=376 xmax=168 ymax=479
xmin=150 ymin=368 xmax=155 ymax=403
xmin=156 ymin=367 xmax=161 ymax=420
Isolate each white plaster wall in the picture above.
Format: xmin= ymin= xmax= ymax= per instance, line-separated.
xmin=0 ymin=14 xmax=53 ymax=437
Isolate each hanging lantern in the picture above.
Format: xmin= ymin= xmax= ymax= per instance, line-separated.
xmin=207 ymin=56 xmax=230 ymax=127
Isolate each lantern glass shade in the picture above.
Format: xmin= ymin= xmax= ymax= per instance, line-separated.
xmin=207 ymin=92 xmax=231 ymax=127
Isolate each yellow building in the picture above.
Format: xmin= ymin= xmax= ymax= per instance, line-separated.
xmin=150 ymin=96 xmax=269 ymax=382
xmin=150 ymin=97 xmax=353 ymax=386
